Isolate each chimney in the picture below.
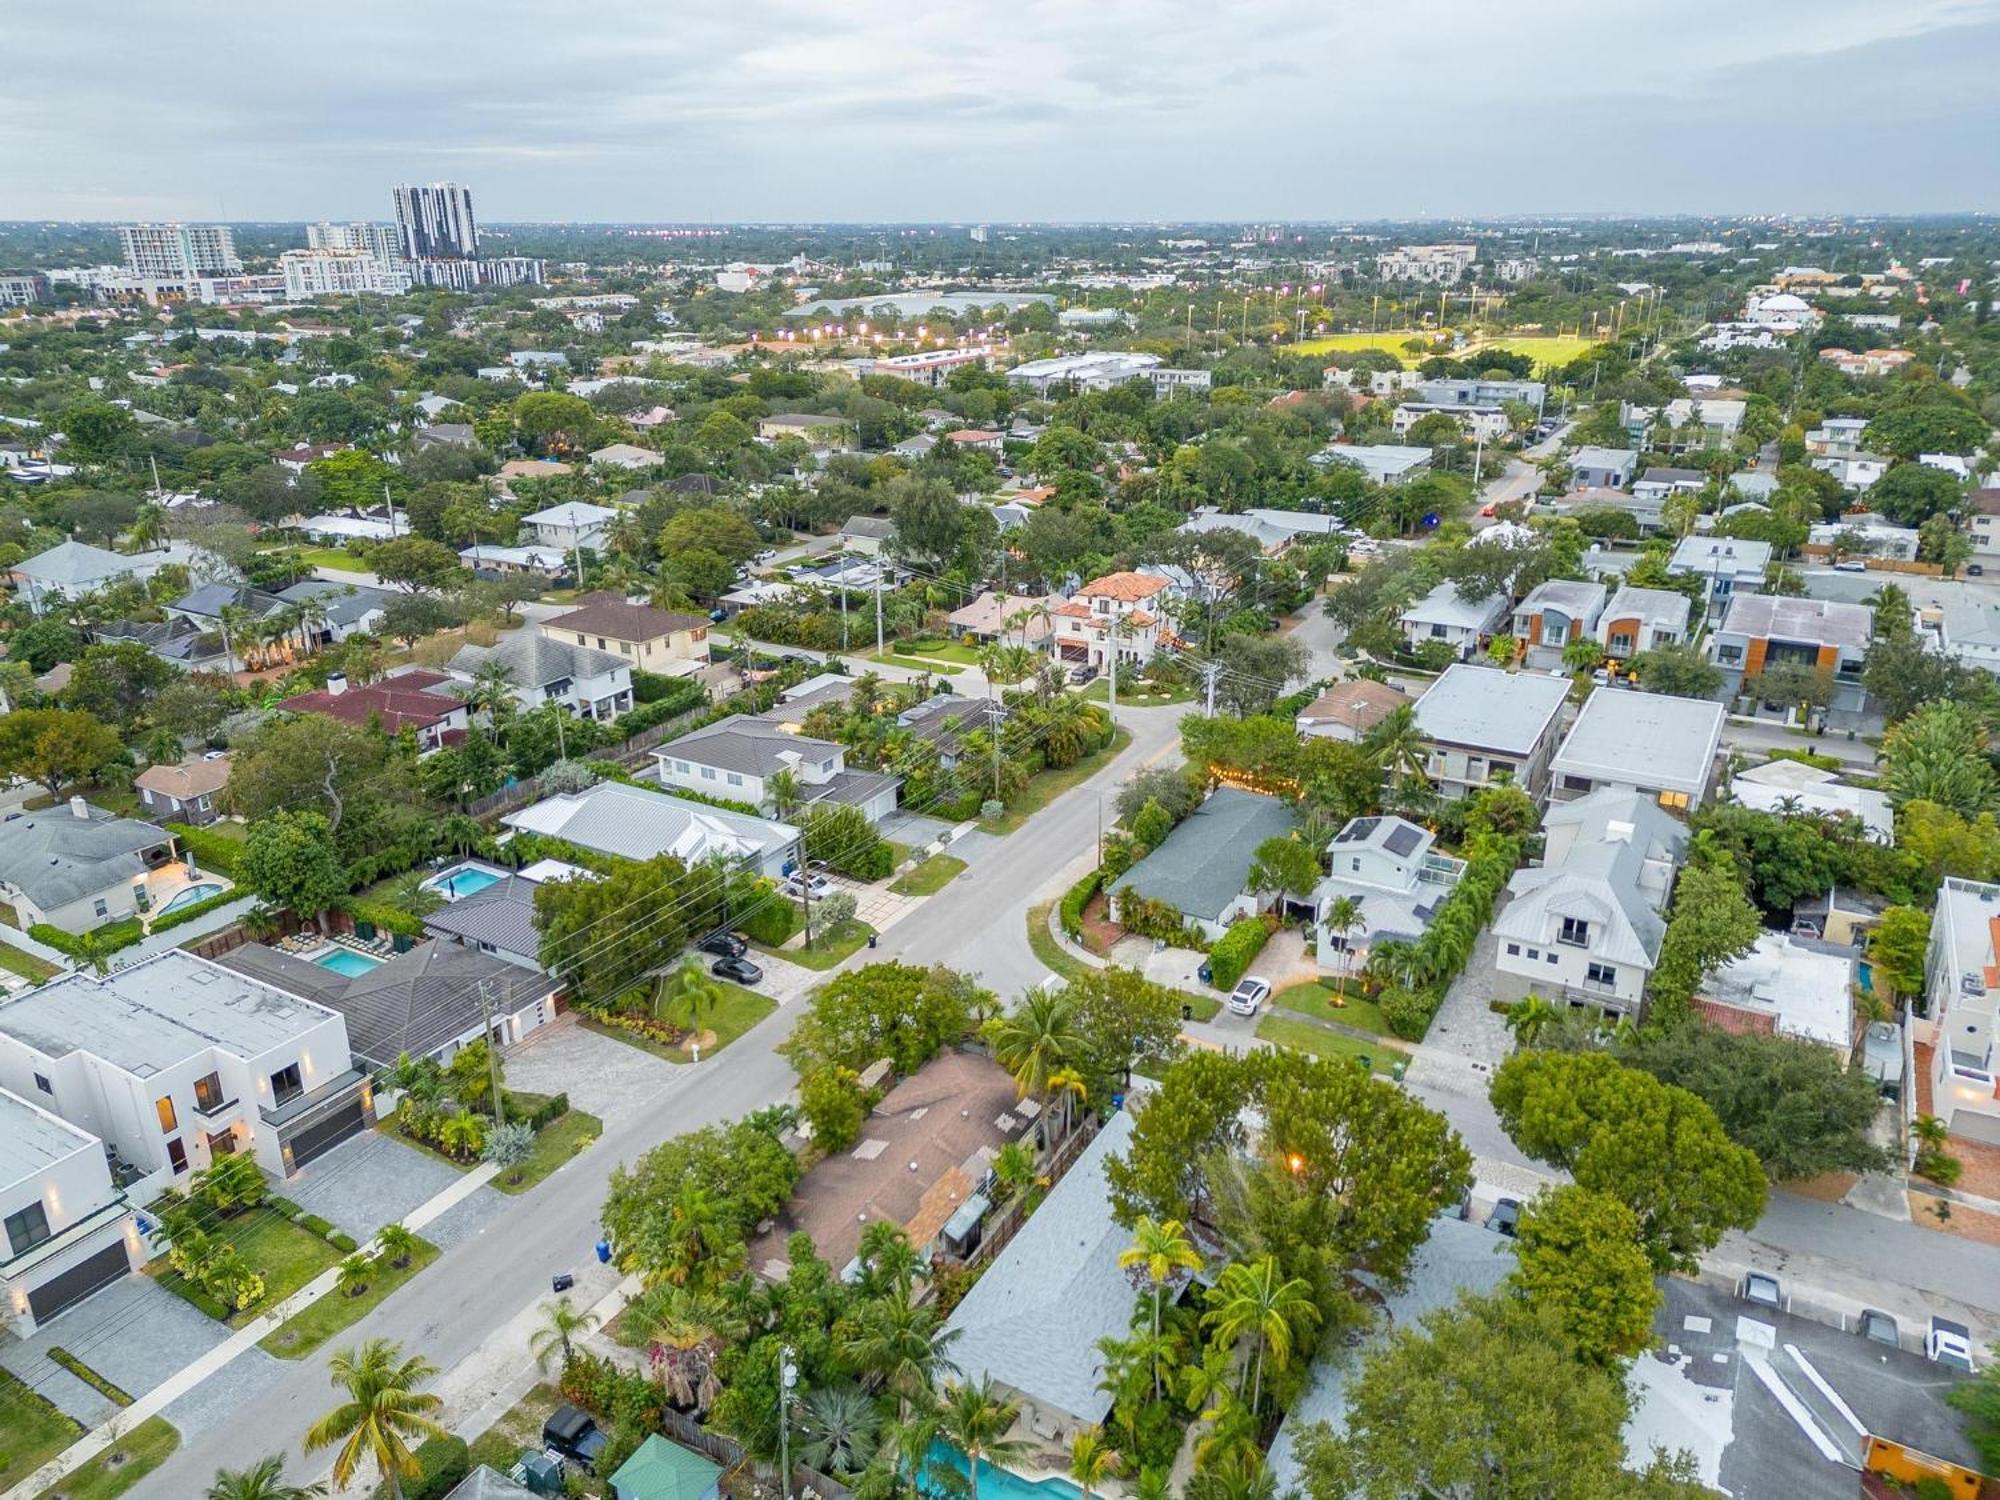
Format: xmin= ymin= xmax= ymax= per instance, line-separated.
xmin=325 ymin=671 xmax=348 ymax=696
xmin=69 ymin=795 xmax=89 ymax=820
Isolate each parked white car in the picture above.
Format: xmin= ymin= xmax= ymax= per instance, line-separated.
xmin=781 ymin=871 xmax=834 ymax=900
xmin=1928 ymin=1316 xmax=1976 ymax=1372
xmin=1227 ymin=976 xmax=1272 ymax=1017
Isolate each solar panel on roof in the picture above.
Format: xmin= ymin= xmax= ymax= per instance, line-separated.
xmin=1335 ymin=817 xmax=1378 ymax=843
xmin=1383 ymin=823 xmax=1423 ymax=856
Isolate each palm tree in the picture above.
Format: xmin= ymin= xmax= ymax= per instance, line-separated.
xmin=988 ymin=990 xmax=1078 ymax=1104
xmin=660 ymin=1180 xmax=733 ymax=1288
xmin=336 ymin=1254 xmax=373 ymax=1299
xmin=840 ymin=1289 xmax=961 ymax=1420
xmin=462 ymin=660 xmax=518 ymax=720
xmin=1191 ymin=1451 xmax=1276 ymax=1500
xmin=1914 ymin=1114 xmax=1950 ymax=1151
xmin=658 ymin=958 xmax=727 ymax=1035
xmin=1506 ymin=994 xmax=1561 ymax=1047
xmin=1202 ymin=1256 xmax=1321 ymax=1414
xmin=204 ymin=1456 xmax=324 ymax=1499
xmin=302 ymin=1339 xmax=446 ymax=1500
xmin=1068 ymin=1429 xmax=1122 ymax=1500
xmin=1118 ymin=1217 xmax=1203 ymax=1398
xmin=796 ymin=1384 xmax=881 ymax=1476
xmin=979 ymin=642 xmax=1038 ymax=686
xmin=528 ymin=1295 xmax=600 ymax=1372
xmin=1365 ymin=704 xmax=1430 ymax=794
xmin=766 ymin=768 xmax=805 ymax=820
xmin=217 ymin=602 xmax=253 ymax=675
xmin=1047 ymin=1065 xmax=1088 ymax=1142
xmin=937 ymin=1376 xmax=1027 ymax=1500
xmin=1321 ymin=895 xmax=1363 ymax=1003
xmin=292 ymin=595 xmax=332 ymax=657
xmin=376 ymin=1224 xmax=419 ymax=1270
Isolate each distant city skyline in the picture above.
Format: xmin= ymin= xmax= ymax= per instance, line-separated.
xmin=8 ymin=0 xmax=2000 ymax=222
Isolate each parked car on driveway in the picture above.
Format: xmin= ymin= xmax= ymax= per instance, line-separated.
xmin=1928 ymin=1316 xmax=1976 ymax=1372
xmin=1227 ymin=976 xmax=1272 ymax=1017
xmin=543 ymin=1405 xmax=607 ymax=1472
xmin=698 ymin=931 xmax=747 ymax=959
xmin=1489 ymin=1197 xmax=1522 ymax=1236
xmin=781 ymin=871 xmax=833 ymax=900
xmin=712 ymin=955 xmax=764 ymax=985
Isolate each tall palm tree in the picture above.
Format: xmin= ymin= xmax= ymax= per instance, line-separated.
xmin=1365 ymin=704 xmax=1431 ymax=794
xmin=840 ymin=1289 xmax=961 ymax=1420
xmin=1321 ymin=895 xmax=1363 ymax=1003
xmin=1068 ymin=1429 xmax=1122 ymax=1500
xmin=292 ymin=595 xmax=332 ymax=657
xmin=988 ymin=990 xmax=1078 ymax=1104
xmin=1047 ymin=1065 xmax=1088 ymax=1142
xmin=528 ymin=1295 xmax=600 ymax=1371
xmin=302 ymin=1339 xmax=446 ymax=1500
xmin=204 ymin=1456 xmax=324 ymax=1499
xmin=796 ymin=1384 xmax=881 ymax=1476
xmin=1118 ymin=1217 xmax=1203 ymax=1397
xmin=937 ymin=1376 xmax=1027 ymax=1500
xmin=1202 ymin=1256 xmax=1321 ymax=1414
xmin=767 ymin=768 xmax=805 ymax=819
xmin=217 ymin=602 xmax=253 ymax=675
xmin=1505 ymin=994 xmax=1561 ymax=1048
xmin=659 ymin=958 xmax=727 ymax=1034
xmin=463 ymin=660 xmax=519 ymax=720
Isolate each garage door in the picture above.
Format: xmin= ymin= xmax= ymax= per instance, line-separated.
xmin=28 ymin=1240 xmax=131 ymax=1325
xmin=287 ymin=1100 xmax=366 ymax=1168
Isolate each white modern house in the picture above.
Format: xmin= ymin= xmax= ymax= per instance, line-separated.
xmin=1728 ymin=759 xmax=1893 ymax=843
xmin=0 ymin=952 xmax=373 ymax=1184
xmin=1569 ymin=446 xmax=1639 ymax=489
xmin=1049 ymin=571 xmax=1176 ymax=671
xmin=1397 ymin=582 xmax=1508 ymax=661
xmin=502 ymin=780 xmax=801 ymax=879
xmin=1 ymin=1087 xmax=144 ymax=1336
xmin=1668 ymin=537 xmax=1771 ymax=618
xmin=1924 ymin=879 xmax=2000 ymax=1145
xmin=651 ymin=715 xmax=900 ymax=824
xmin=1412 ymin=664 xmax=1571 ymax=802
xmin=449 ymin=631 xmax=633 ymax=721
xmin=1511 ymin=579 xmax=1607 ymax=670
xmin=1493 ymin=790 xmax=1687 ymax=1015
xmin=1549 ymin=689 xmax=1727 ymax=812
xmin=1312 ymin=816 xmax=1465 ymax=980
xmin=1597 ymin=586 xmax=1693 ymax=660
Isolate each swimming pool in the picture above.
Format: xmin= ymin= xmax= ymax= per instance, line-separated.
xmin=314 ymin=948 xmax=384 ymax=977
xmin=426 ymin=862 xmax=505 ymax=901
xmin=920 ymin=1442 xmax=1082 ymax=1500
xmin=158 ymin=882 xmax=227 ymax=913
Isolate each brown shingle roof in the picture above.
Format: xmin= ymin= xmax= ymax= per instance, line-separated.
xmin=135 ymin=755 xmax=233 ymax=801
xmin=544 ymin=592 xmax=706 ymax=642
xmin=1297 ymin=678 xmax=1405 ymax=733
xmin=278 ymin=670 xmax=465 ymax=733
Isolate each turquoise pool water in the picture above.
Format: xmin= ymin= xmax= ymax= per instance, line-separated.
xmin=429 ymin=866 xmax=502 ymax=899
xmin=920 ymin=1442 xmax=1082 ymax=1500
xmin=315 ymin=948 xmax=383 ymax=976
xmin=158 ymin=882 xmax=226 ymax=913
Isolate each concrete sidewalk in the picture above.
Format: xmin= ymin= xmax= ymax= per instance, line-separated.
xmin=1 ymin=1161 xmax=499 ymax=1500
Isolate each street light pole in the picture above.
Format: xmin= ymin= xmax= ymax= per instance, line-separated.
xmin=778 ymin=1345 xmax=799 ymax=1500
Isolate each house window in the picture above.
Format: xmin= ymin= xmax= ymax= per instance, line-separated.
xmin=1488 ymin=761 xmax=1515 ymax=781
xmin=1608 ymin=632 xmax=1634 ymax=655
xmin=576 ymin=633 xmax=588 ymax=646
xmin=1558 ymin=916 xmax=1590 ymax=947
xmin=726 ymin=773 xmax=743 ymax=786
xmin=1561 ymin=775 xmax=1593 ymax=793
xmin=597 ymin=638 xmax=608 ymax=651
xmin=94 ymin=899 xmax=110 ymax=919
xmin=700 ymin=766 xmax=717 ymax=781
xmin=1547 ymin=952 xmax=1558 ymax=964
xmin=194 ymin=1072 xmax=224 ymax=1112
xmin=1526 ymin=948 xmax=1540 ymax=960
xmin=1429 ymin=624 xmax=1448 ymax=639
xmin=1716 ymin=644 xmax=1743 ymax=664
xmin=1586 ymin=962 xmax=1618 ymax=987
xmin=4 ymin=1202 xmax=51 ymax=1256
xmin=1505 ymin=943 xmax=1521 ymax=956
xmin=270 ymin=1063 xmax=303 ymax=1107
xmin=619 ymin=641 xmax=632 ymax=655
xmin=156 ymin=1096 xmax=178 ymax=1133
xmin=33 ymin=1072 xmax=51 ymax=1095
xmin=166 ymin=1138 xmax=188 ymax=1173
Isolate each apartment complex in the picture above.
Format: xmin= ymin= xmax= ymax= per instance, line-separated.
xmin=119 ymin=223 xmax=240 ymax=280
xmin=393 ymin=181 xmax=479 ymax=260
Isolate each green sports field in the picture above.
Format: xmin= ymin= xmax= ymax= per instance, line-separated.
xmin=1292 ymin=330 xmax=1600 ymax=375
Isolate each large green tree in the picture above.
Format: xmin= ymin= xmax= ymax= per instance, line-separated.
xmin=0 ymin=707 xmax=122 ymax=799
xmin=239 ymin=810 xmax=349 ymax=918
xmin=786 ymin=961 xmax=986 ymax=1075
xmin=534 ymin=854 xmax=694 ymax=1008
xmin=1512 ymin=1186 xmax=1660 ymax=1363
xmin=1489 ymin=1049 xmax=1766 ymax=1271
xmin=1883 ymin=701 xmax=1996 ymax=815
xmin=1647 ymin=853 xmax=1763 ymax=1025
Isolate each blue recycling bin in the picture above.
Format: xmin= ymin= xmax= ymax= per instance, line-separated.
xmin=595 ymin=1239 xmax=611 ymax=1264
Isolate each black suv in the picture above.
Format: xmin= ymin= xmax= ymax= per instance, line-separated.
xmin=699 ymin=931 xmax=747 ymax=959
xmin=542 ymin=1404 xmax=607 ymax=1472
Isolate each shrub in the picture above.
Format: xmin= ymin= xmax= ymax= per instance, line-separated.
xmin=1207 ymin=915 xmax=1275 ymax=992
xmin=329 ymin=1231 xmax=358 ymax=1252
xmin=267 ymin=1195 xmax=302 ymax=1219
xmin=802 ymin=803 xmax=894 ymax=880
xmin=979 ymin=798 xmax=1004 ymax=820
xmin=505 ymin=1089 xmax=572 ymax=1130
xmin=343 ymin=898 xmax=426 ymax=940
xmin=739 ymin=887 xmax=800 ymax=946
xmin=299 ymin=1213 xmax=336 ymax=1238
xmin=147 ymin=887 xmax=243 ymax=933
xmin=1100 ymin=831 xmax=1139 ymax=879
xmin=167 ymin=822 xmax=243 ymax=878
xmin=1380 ymin=983 xmax=1442 ymax=1041
xmin=1116 ymin=889 xmax=1205 ymax=947
xmin=30 ymin=919 xmax=144 ymax=960
xmin=799 ymin=1065 xmax=870 ymax=1153
xmin=1916 ymin=1147 xmax=1963 ymax=1186
xmin=1059 ymin=869 xmax=1104 ymax=940
xmin=1130 ymin=798 xmax=1174 ymax=851
xmin=815 ymin=889 xmax=858 ymax=930
xmin=371 ymin=1434 xmax=469 ymax=1500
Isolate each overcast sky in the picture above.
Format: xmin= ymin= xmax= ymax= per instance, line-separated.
xmin=8 ymin=0 xmax=1999 ymax=223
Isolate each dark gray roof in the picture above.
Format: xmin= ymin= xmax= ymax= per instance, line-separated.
xmin=216 ymin=939 xmax=554 ymax=1070
xmin=279 ymin=578 xmax=393 ymax=627
xmin=174 ymin=582 xmax=286 ymax=619
xmin=0 ymin=805 xmax=173 ymax=909
xmin=812 ymin=768 xmax=902 ymax=809
xmin=451 ymin=630 xmax=627 ymax=691
xmin=842 ymin=515 xmax=896 ymax=539
xmin=1108 ymin=787 xmax=1297 ymax=924
xmin=94 ymin=616 xmax=222 ymax=662
xmin=422 ymin=877 xmax=542 ymax=960
xmin=670 ymin=714 xmax=842 ymax=776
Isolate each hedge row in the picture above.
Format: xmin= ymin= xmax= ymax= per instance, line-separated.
xmin=739 ymin=887 xmax=801 ymax=947
xmin=1208 ymin=915 xmax=1275 ymax=992
xmin=30 ymin=918 xmax=144 ymax=960
xmin=47 ymin=1346 xmax=132 ymax=1406
xmin=344 ymin=899 xmax=426 ymax=940
xmin=370 ymin=1435 xmax=469 ymax=1500
xmin=166 ymin=822 xmax=243 ymax=878
xmin=1059 ymin=869 xmax=1104 ymax=941
xmin=148 ymin=887 xmax=243 ymax=934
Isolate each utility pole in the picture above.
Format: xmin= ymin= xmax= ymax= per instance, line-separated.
xmin=874 ymin=565 xmax=885 ymax=655
xmin=382 ymin=482 xmax=399 ymax=537
xmin=795 ymin=830 xmax=814 ymax=949
xmin=778 ymin=1345 xmax=799 ymax=1500
xmin=989 ymin=701 xmax=1004 ymax=801
xmin=476 ymin=979 xmax=505 ymax=1126
xmin=1201 ymin=658 xmax=1224 ymax=717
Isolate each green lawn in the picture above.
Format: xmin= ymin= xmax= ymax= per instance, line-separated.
xmin=496 ymin=1108 xmax=602 ymax=1192
xmin=1026 ymin=903 xmax=1093 ymax=984
xmin=1462 ymin=333 xmax=1598 ymax=372
xmin=1273 ymin=978 xmax=1392 ymax=1036
xmin=151 ymin=1206 xmax=343 ymax=1327
xmin=652 ymin=978 xmax=777 ymax=1063
xmin=887 ymin=637 xmax=984 ymax=666
xmin=0 ymin=1367 xmax=82 ymax=1492
xmin=980 ymin=727 xmax=1133 ymax=835
xmin=1079 ymin=678 xmax=1196 ymax=707
xmin=1293 ymin=331 xmax=1439 ymax=358
xmin=890 ymin=854 xmax=968 ymax=897
xmin=33 ymin=1416 xmax=178 ymax=1500
xmin=1257 ymin=1014 xmax=1402 ymax=1074
xmin=467 ymin=1381 xmax=567 ymax=1476
xmin=280 ymin=545 xmax=367 ymax=573
xmin=757 ymin=917 xmax=875 ymax=971
xmin=864 ymin=646 xmax=964 ymax=675
xmin=258 ymin=1236 xmax=441 ymax=1359
xmin=0 ymin=939 xmax=59 ymax=983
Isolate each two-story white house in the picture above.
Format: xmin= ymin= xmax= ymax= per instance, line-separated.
xmin=1668 ymin=537 xmax=1771 ymax=620
xmin=1549 ymin=688 xmax=1727 ymax=813
xmin=522 ymin=501 xmax=616 ymax=554
xmin=2 ymin=1087 xmax=144 ymax=1336
xmin=1312 ymin=815 xmax=1466 ymax=980
xmin=450 ymin=631 xmax=634 ymax=721
xmin=1049 ymin=571 xmax=1177 ymax=671
xmin=1922 ymin=878 xmax=2000 ymax=1146
xmin=0 ymin=952 xmax=374 ymax=1185
xmin=1397 ymin=582 xmax=1508 ymax=661
xmin=1596 ymin=585 xmax=1693 ymax=661
xmin=1962 ymin=490 xmax=2000 ymax=566
xmin=1492 ymin=790 xmax=1687 ymax=1016
xmin=652 ymin=715 xmax=901 ymax=824
xmin=1412 ymin=664 xmax=1571 ymax=803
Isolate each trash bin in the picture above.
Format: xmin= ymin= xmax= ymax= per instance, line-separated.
xmin=1391 ymin=1059 xmax=1407 ymax=1082
xmin=1356 ymin=1054 xmax=1372 ymax=1072
xmin=1181 ymin=1003 xmax=1193 ymax=1021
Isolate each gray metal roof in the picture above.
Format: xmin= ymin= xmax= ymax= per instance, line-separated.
xmin=1413 ymin=665 xmax=1570 ymax=755
xmin=1499 ymin=790 xmax=1687 ymax=968
xmin=502 ymin=781 xmax=797 ymax=865
xmin=0 ymin=952 xmax=341 ymax=1076
xmin=442 ymin=1466 xmax=540 ymax=1500
xmin=842 ymin=515 xmax=896 ymax=539
xmin=0 ymin=1085 xmax=100 ymax=1189
xmin=12 ymin=539 xmax=137 ymax=587
xmin=278 ymin=578 xmax=393 ymax=627
xmin=421 ymin=877 xmax=543 ymax=960
xmin=1602 ymin=585 xmax=1692 ymax=633
xmin=173 ymin=582 xmax=285 ymax=619
xmin=1400 ymin=581 xmax=1507 ymax=632
xmin=1108 ymin=787 xmax=1297 ymax=924
xmin=451 ymin=630 xmax=628 ymax=691
xmin=1552 ymin=688 xmax=1726 ymax=796
xmin=942 ymin=1109 xmax=1137 ymax=1425
xmin=0 ymin=804 xmax=173 ymax=909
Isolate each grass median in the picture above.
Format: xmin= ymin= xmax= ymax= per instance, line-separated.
xmin=258 ymin=1236 xmax=441 ymax=1359
xmin=33 ymin=1416 xmax=178 ymax=1500
xmin=890 ymin=854 xmax=967 ymax=897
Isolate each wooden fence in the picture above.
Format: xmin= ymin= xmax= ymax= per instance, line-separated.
xmin=656 ymin=1407 xmax=855 ymax=1500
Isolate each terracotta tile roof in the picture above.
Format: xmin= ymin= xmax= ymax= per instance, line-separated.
xmin=946 ymin=428 xmax=1003 ymax=443
xmin=544 ymin=592 xmax=706 ymax=641
xmin=1297 ymin=678 xmax=1405 ymax=732
xmin=1053 ymin=601 xmax=1091 ymax=619
xmin=1077 ymin=571 xmax=1168 ymax=602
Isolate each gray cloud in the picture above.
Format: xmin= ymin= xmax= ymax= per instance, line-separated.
xmin=5 ymin=0 xmax=1998 ymax=220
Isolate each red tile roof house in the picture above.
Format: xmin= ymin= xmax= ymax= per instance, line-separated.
xmin=1048 ymin=571 xmax=1177 ymax=669
xmin=277 ymin=668 xmax=471 ymax=754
